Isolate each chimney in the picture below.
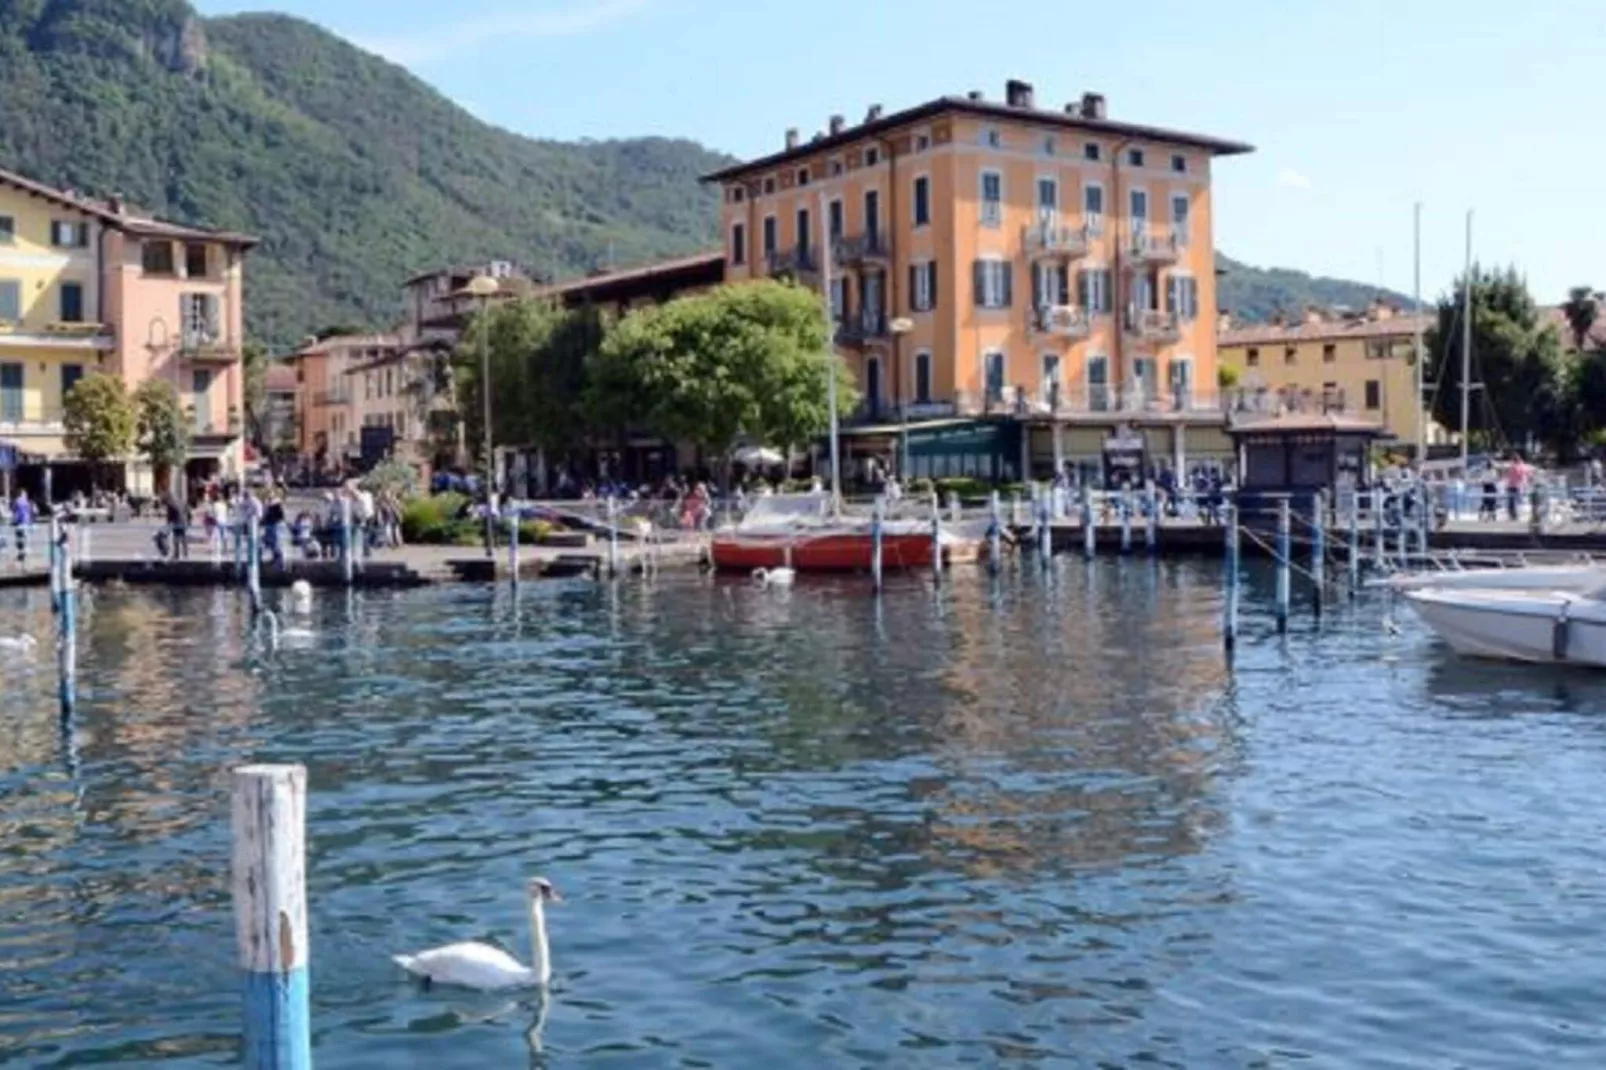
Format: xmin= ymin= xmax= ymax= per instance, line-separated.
xmin=967 ymin=89 xmax=983 ymax=101
xmin=785 ymin=127 xmax=800 ymax=150
xmin=108 ymin=193 xmax=125 ymax=214
xmin=1005 ymin=79 xmax=1035 ymax=109
xmin=828 ymin=114 xmax=845 ymax=135
xmin=1369 ymin=297 xmax=1394 ymax=321
xmin=865 ymin=103 xmax=883 ymax=122
xmin=1080 ymin=92 xmax=1107 ymax=120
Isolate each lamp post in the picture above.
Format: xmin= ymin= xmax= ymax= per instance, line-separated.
xmin=461 ymin=274 xmax=500 ymax=556
xmin=889 ymin=317 xmax=914 ymax=478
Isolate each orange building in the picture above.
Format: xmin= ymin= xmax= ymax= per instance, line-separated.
xmin=288 ymin=332 xmax=400 ymax=474
xmin=705 ymin=80 xmax=1252 ymax=481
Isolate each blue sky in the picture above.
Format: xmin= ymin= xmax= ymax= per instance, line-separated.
xmin=193 ymin=0 xmax=1604 ymax=304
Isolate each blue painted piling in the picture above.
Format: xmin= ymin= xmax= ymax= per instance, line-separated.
xmin=1311 ymin=490 xmax=1326 ymax=612
xmin=246 ymin=514 xmax=262 ymax=616
xmin=1275 ymin=496 xmax=1291 ymax=632
xmin=340 ymin=498 xmax=355 ymax=586
xmin=1395 ymin=498 xmax=1408 ymax=569
xmin=930 ymin=491 xmax=942 ymax=585
xmin=48 ymin=513 xmax=61 ymax=614
xmin=1223 ymin=502 xmax=1239 ymax=652
xmin=870 ymin=496 xmax=884 ymax=593
xmin=987 ymin=491 xmax=1002 ymax=574
xmin=1081 ymin=487 xmax=1096 ymax=560
xmin=57 ymin=543 xmax=75 ymax=717
xmin=1372 ymin=487 xmax=1385 ymax=571
xmin=1347 ymin=489 xmax=1360 ymax=594
xmin=1037 ymin=487 xmax=1051 ymax=569
xmin=508 ymin=512 xmax=520 ymax=588
xmin=606 ymin=497 xmax=619 ymax=578
xmin=1144 ymin=482 xmax=1158 ymax=554
xmin=231 ymin=764 xmax=311 ymax=1070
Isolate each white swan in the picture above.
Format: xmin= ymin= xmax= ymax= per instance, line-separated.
xmin=289 ymin=579 xmax=314 ymax=613
xmin=752 ymin=549 xmax=796 ymax=587
xmin=394 ymin=877 xmax=560 ymax=991
xmin=0 ymin=634 xmax=38 ymax=654
xmin=260 ymin=609 xmax=316 ymax=650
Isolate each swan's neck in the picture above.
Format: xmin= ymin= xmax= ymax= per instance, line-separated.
xmin=528 ymin=896 xmax=551 ymax=986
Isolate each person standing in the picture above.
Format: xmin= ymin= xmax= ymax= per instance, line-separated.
xmin=165 ymin=490 xmax=189 ymax=560
xmin=263 ymin=492 xmax=287 ymax=569
xmin=10 ymin=489 xmax=34 ymax=564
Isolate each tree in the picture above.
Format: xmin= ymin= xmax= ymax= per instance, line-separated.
xmin=1561 ymin=286 xmax=1601 ymax=352
xmin=61 ymin=373 xmax=136 ymax=489
xmin=1425 ymin=266 xmax=1568 ymax=455
xmin=133 ymin=378 xmax=190 ymax=493
xmin=595 ymin=280 xmax=852 ymax=481
xmin=241 ymin=341 xmax=270 ymax=464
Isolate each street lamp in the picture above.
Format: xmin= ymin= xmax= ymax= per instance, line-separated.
xmin=461 ymin=273 xmax=500 ymax=556
xmin=889 ymin=317 xmax=914 ymax=478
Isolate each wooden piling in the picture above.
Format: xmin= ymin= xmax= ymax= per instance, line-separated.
xmin=1275 ymin=496 xmax=1291 ymax=632
xmin=231 ymin=764 xmax=311 ymax=1070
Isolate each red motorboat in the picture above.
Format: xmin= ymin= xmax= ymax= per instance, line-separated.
xmin=708 ymin=493 xmax=981 ymax=574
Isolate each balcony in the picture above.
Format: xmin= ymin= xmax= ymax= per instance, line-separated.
xmin=1225 ymin=384 xmax=1350 ymax=417
xmin=0 ymin=320 xmax=115 ymax=351
xmin=0 ymin=404 xmax=66 ymax=435
xmin=181 ymin=333 xmax=242 ymax=363
xmin=1130 ymin=229 xmax=1180 ymax=263
xmin=1023 ymin=220 xmax=1091 ymax=260
xmin=188 ymin=405 xmax=244 ymax=440
xmin=832 ymin=232 xmax=891 ymax=267
xmin=1031 ymin=304 xmax=1092 ymax=339
xmin=835 ymin=309 xmax=889 ymax=347
xmin=1123 ymin=308 xmax=1182 ymax=344
xmin=312 ymin=389 xmax=353 ymax=407
xmin=765 ymin=246 xmax=819 ymax=279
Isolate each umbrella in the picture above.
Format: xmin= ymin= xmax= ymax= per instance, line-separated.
xmin=733 ymin=445 xmax=785 ymax=467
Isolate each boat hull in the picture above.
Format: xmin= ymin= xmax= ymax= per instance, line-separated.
xmin=711 ymin=532 xmax=940 ymax=573
xmin=1405 ymin=588 xmax=1606 ymax=665
xmin=1387 ymin=565 xmax=1604 ymax=593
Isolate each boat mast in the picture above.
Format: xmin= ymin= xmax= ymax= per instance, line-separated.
xmin=820 ymin=187 xmax=841 ymax=512
xmin=1413 ymin=203 xmax=1425 ymax=464
xmin=1459 ymin=209 xmax=1473 ymax=472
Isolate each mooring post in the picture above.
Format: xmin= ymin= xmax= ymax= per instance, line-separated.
xmin=1037 ymin=490 xmax=1052 ymax=569
xmin=1144 ymin=481 xmax=1158 ymax=554
xmin=231 ymin=764 xmax=311 ymax=1070
xmin=604 ymin=497 xmax=619 ymax=578
xmin=1395 ymin=495 xmax=1408 ymax=570
xmin=508 ymin=512 xmax=520 ymax=589
xmin=48 ymin=512 xmax=61 ymax=614
xmin=1223 ymin=501 xmax=1239 ymax=652
xmin=57 ymin=541 xmax=76 ymax=717
xmin=1119 ymin=489 xmax=1133 ymax=555
xmin=247 ymin=513 xmax=263 ymax=617
xmin=1421 ymin=482 xmax=1434 ymax=555
xmin=987 ymin=490 xmax=1002 ymax=575
xmin=340 ymin=497 xmax=355 ymax=587
xmin=1372 ymin=486 xmax=1385 ymax=572
xmin=1081 ymin=486 xmax=1096 ymax=560
xmin=870 ymin=495 xmax=884 ymax=593
xmin=930 ymin=491 xmax=942 ymax=585
xmin=1347 ymin=488 xmax=1361 ymax=595
xmin=1275 ymin=496 xmax=1291 ymax=632
xmin=1311 ymin=489 xmax=1326 ymax=613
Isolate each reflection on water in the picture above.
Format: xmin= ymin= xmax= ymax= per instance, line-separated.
xmin=2 ymin=564 xmax=1605 ymax=1066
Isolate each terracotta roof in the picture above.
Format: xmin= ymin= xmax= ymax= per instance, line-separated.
xmin=530 ymin=251 xmax=724 ymax=301
xmin=702 ymin=95 xmax=1252 ymax=183
xmin=1219 ymin=313 xmax=1433 ymax=347
xmin=264 ymin=365 xmax=297 ymax=392
xmin=289 ymin=333 xmax=400 ymax=358
xmin=0 ymin=165 xmax=258 ymax=247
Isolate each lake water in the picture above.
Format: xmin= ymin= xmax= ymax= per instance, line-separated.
xmin=3 ymin=563 xmax=1606 ymax=1068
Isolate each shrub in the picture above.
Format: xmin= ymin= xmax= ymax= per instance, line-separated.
xmin=402 ymin=492 xmax=471 ymax=543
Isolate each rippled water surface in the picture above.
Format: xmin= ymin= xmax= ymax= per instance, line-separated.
xmin=3 ymin=563 xmax=1606 ymax=1068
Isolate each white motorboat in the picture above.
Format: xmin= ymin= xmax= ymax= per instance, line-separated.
xmin=1386 ymin=564 xmax=1606 ymax=593
xmin=1404 ymin=584 xmax=1606 ymax=665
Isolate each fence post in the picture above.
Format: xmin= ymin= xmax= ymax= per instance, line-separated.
xmin=508 ymin=512 xmax=520 ymax=589
xmin=247 ymin=513 xmax=262 ymax=617
xmin=1311 ymin=489 xmax=1326 ymax=614
xmin=871 ymin=495 xmax=884 ymax=593
xmin=1081 ymin=487 xmax=1096 ymax=560
xmin=231 ymin=764 xmax=311 ymax=1070
xmin=340 ymin=497 xmax=354 ymax=587
xmin=930 ymin=491 xmax=942 ymax=585
xmin=1223 ymin=501 xmax=1239 ymax=652
xmin=1276 ymin=496 xmax=1291 ymax=632
xmin=987 ymin=490 xmax=1002 ymax=575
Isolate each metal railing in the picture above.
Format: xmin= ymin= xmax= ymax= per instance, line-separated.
xmin=765 ymin=247 xmax=818 ymax=276
xmin=1123 ymin=308 xmax=1182 ymax=342
xmin=832 ymin=232 xmax=890 ymax=265
xmin=1032 ymin=304 xmax=1091 ymax=338
xmin=1130 ymin=229 xmax=1180 ymax=261
xmin=1023 ymin=220 xmax=1091 ymax=259
xmin=0 ymin=404 xmax=66 ymax=430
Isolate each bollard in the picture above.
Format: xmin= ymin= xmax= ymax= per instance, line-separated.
xmin=57 ymin=545 xmax=76 ymax=717
xmin=1347 ymin=489 xmax=1360 ymax=595
xmin=1144 ymin=482 xmax=1158 ymax=554
xmin=870 ymin=495 xmax=884 ymax=593
xmin=1275 ymin=497 xmax=1291 ymax=632
xmin=231 ymin=764 xmax=311 ymax=1070
xmin=48 ymin=513 xmax=61 ymax=614
xmin=1119 ymin=489 xmax=1133 ymax=555
xmin=247 ymin=513 xmax=263 ymax=617
xmin=987 ymin=491 xmax=1002 ymax=575
xmin=606 ymin=497 xmax=619 ymax=578
xmin=1223 ymin=502 xmax=1239 ymax=652
xmin=1081 ymin=487 xmax=1096 ymax=560
xmin=1372 ymin=487 xmax=1385 ymax=572
xmin=1311 ymin=490 xmax=1326 ymax=613
xmin=508 ymin=513 xmax=520 ymax=589
xmin=930 ymin=492 xmax=942 ymax=585
xmin=340 ymin=497 xmax=354 ymax=587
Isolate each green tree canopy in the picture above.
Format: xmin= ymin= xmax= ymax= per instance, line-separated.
xmin=133 ymin=377 xmax=189 ymax=491
xmin=61 ymin=372 xmax=136 ymax=483
xmin=1561 ymin=286 xmax=1601 ymax=352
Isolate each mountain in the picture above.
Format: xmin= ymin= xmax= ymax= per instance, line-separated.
xmin=0 ymin=0 xmax=1400 ymax=347
xmin=1216 ymin=254 xmax=1412 ymax=324
xmin=0 ymin=0 xmax=730 ymax=348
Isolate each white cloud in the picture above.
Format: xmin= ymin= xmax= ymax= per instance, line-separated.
xmin=363 ymin=0 xmax=650 ymax=64
xmin=1276 ymin=167 xmax=1313 ymax=192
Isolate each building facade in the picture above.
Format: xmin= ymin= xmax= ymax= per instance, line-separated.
xmin=705 ymin=80 xmax=1252 ymax=482
xmin=1217 ymin=303 xmax=1438 ymax=448
xmin=0 ymin=166 xmax=255 ymax=498
xmin=288 ymin=333 xmax=400 ymax=474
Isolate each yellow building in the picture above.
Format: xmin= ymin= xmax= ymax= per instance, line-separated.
xmin=1216 ymin=303 xmax=1440 ymax=447
xmin=704 ymin=79 xmax=1252 ymax=481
